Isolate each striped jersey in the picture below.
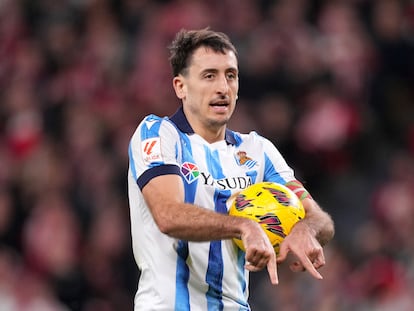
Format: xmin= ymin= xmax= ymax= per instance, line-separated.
xmin=128 ymin=107 xmax=297 ymax=310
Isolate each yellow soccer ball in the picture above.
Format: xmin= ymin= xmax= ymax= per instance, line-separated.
xmin=228 ymin=182 xmax=305 ymax=254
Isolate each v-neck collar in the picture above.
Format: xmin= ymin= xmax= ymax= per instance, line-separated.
xmin=169 ymin=106 xmax=237 ymax=145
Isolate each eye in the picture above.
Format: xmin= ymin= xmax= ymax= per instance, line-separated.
xmin=227 ymin=72 xmax=238 ymax=80
xmin=204 ymin=73 xmax=215 ymax=79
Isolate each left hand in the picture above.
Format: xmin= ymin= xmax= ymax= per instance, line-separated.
xmin=276 ymin=221 xmax=325 ymax=279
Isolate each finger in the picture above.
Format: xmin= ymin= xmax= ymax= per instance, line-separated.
xmin=312 ymin=257 xmax=325 ymax=270
xmin=299 ymin=256 xmax=323 ymax=279
xmin=266 ymin=255 xmax=279 ymax=285
xmin=312 ymin=252 xmax=326 ymax=270
xmin=245 ymin=250 xmax=263 ymax=269
xmin=276 ymin=243 xmax=288 ymax=264
xmin=244 ymin=255 xmax=270 ymax=271
xmin=245 ymin=262 xmax=261 ymax=271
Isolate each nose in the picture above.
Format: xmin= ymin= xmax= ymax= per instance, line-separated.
xmin=216 ymin=75 xmax=229 ymax=95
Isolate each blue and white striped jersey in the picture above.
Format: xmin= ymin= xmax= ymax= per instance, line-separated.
xmin=128 ymin=107 xmax=297 ymax=310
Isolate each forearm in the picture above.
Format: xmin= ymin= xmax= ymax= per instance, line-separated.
xmin=157 ymin=201 xmax=248 ymax=241
xmin=297 ymin=198 xmax=335 ymax=246
xmin=142 ymin=174 xmax=256 ymax=242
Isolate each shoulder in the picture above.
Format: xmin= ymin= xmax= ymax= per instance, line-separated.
xmin=139 ymin=114 xmax=170 ymax=131
xmin=133 ymin=114 xmax=179 ymax=138
xmin=231 ymin=130 xmax=273 ymax=147
xmin=232 ymin=130 xmax=285 ymax=162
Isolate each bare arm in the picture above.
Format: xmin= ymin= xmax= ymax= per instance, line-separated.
xmin=277 ymin=198 xmax=335 ymax=279
xmin=141 ymin=174 xmax=278 ymax=284
xmin=300 ymin=198 xmax=335 ymax=247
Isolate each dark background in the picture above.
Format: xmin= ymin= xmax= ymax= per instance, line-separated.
xmin=1 ymin=0 xmax=413 ymax=310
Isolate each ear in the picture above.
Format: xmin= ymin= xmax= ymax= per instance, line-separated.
xmin=173 ymin=76 xmax=186 ymax=99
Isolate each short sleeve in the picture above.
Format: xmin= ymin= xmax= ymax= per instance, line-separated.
xmin=260 ymin=135 xmax=296 ymax=184
xmin=128 ymin=115 xmax=181 ymax=189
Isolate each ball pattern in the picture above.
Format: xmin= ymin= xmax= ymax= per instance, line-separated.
xmin=228 ymin=182 xmax=306 ymax=254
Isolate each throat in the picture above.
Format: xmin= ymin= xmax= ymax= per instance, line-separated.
xmin=194 ymin=125 xmax=226 ymax=144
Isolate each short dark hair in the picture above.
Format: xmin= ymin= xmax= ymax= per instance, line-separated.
xmin=168 ymin=28 xmax=237 ymax=77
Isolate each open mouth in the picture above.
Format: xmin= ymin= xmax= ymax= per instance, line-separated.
xmin=210 ymin=100 xmax=229 ymax=107
xmin=210 ymin=101 xmax=229 ymax=113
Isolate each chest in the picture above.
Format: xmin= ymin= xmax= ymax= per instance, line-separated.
xmin=178 ymin=138 xmax=262 ymax=192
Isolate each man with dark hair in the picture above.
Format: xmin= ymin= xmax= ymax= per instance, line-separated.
xmin=128 ymin=27 xmax=334 ymax=310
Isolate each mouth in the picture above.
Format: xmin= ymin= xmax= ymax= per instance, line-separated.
xmin=209 ymin=100 xmax=230 ymax=113
xmin=210 ymin=99 xmax=230 ymax=107
xmin=210 ymin=102 xmax=229 ymax=107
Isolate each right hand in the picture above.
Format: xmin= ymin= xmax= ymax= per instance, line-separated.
xmin=276 ymin=221 xmax=324 ymax=280
xmin=241 ymin=220 xmax=278 ymax=285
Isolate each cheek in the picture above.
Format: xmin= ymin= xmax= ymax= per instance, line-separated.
xmin=186 ymin=89 xmax=203 ymax=104
xmin=230 ymin=103 xmax=237 ymax=115
xmin=186 ymin=84 xmax=202 ymax=99
xmin=189 ymin=87 xmax=209 ymax=103
xmin=232 ymin=81 xmax=239 ymax=94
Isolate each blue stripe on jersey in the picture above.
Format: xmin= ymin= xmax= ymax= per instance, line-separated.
xmin=263 ymin=153 xmax=286 ymax=184
xmin=245 ymin=170 xmax=257 ymax=184
xmin=203 ymin=146 xmax=231 ymax=311
xmin=175 ymin=131 xmax=196 ymax=309
xmin=128 ymin=142 xmax=138 ymax=181
xmin=175 ymin=240 xmax=190 ymax=311
xmin=237 ymin=249 xmax=249 ymax=309
xmin=206 ymin=190 xmax=231 ymax=311
xmin=179 ymin=133 xmax=197 ymax=204
xmin=225 ymin=129 xmax=242 ymax=146
xmin=206 ymin=241 xmax=224 ymax=310
xmin=204 ymin=147 xmax=224 ymax=181
xmin=140 ymin=115 xmax=163 ymax=139
xmin=233 ymin=132 xmax=242 ymax=146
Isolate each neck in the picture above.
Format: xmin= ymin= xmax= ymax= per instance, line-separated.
xmin=181 ymin=106 xmax=228 ymax=144
xmin=192 ymin=123 xmax=226 ymax=144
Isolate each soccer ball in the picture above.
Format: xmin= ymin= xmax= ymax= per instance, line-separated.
xmin=228 ymin=182 xmax=305 ymax=254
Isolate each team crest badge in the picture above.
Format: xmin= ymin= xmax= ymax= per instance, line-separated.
xmin=235 ymin=151 xmax=257 ymax=169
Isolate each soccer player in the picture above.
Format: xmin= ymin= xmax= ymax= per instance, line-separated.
xmin=128 ymin=28 xmax=334 ymax=310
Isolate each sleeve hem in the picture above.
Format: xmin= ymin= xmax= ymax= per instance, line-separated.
xmin=137 ymin=164 xmax=181 ymax=190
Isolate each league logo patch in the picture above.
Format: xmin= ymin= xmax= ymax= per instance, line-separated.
xmin=141 ymin=137 xmax=162 ymax=164
xmin=235 ymin=151 xmax=257 ymax=169
xmin=181 ymin=162 xmax=200 ymax=184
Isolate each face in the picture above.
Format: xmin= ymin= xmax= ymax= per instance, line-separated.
xmin=173 ymin=47 xmax=239 ymax=137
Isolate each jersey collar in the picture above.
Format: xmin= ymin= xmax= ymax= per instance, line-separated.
xmin=169 ymin=106 xmax=237 ymax=145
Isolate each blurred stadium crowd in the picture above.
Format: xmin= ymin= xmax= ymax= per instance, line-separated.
xmin=0 ymin=0 xmax=414 ymax=310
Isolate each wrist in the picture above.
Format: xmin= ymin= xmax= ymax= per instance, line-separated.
xmin=292 ymin=219 xmax=317 ymax=238
xmin=229 ymin=215 xmax=254 ymax=240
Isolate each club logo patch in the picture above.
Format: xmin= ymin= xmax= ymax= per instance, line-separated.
xmin=181 ymin=162 xmax=200 ymax=184
xmin=141 ymin=137 xmax=162 ymax=164
xmin=235 ymin=151 xmax=257 ymax=169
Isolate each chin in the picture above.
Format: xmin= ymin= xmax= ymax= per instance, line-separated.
xmin=209 ymin=118 xmax=229 ymax=128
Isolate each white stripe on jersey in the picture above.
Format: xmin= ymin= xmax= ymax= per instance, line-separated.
xmin=128 ymin=107 xmax=296 ymax=310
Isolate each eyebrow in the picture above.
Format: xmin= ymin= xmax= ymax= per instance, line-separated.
xmin=200 ymin=67 xmax=238 ymax=76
